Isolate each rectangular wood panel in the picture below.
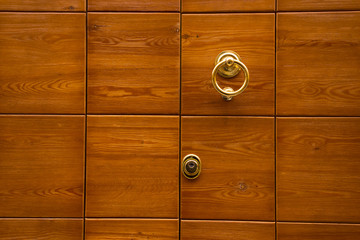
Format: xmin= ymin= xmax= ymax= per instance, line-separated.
xmin=182 ymin=221 xmax=275 ymax=240
xmin=181 ymin=117 xmax=274 ymax=220
xmin=85 ymin=219 xmax=178 ymax=240
xmin=88 ymin=0 xmax=179 ymax=11
xmin=0 ymin=0 xmax=85 ymax=11
xmin=0 ymin=116 xmax=84 ymax=217
xmin=88 ymin=13 xmax=180 ymax=114
xmin=0 ymin=219 xmax=83 ymax=240
xmin=277 ymin=12 xmax=360 ymax=116
xmin=182 ymin=0 xmax=274 ymax=12
xmin=278 ymin=0 xmax=360 ymax=11
xmin=86 ymin=116 xmax=179 ymax=217
xmin=277 ymin=118 xmax=360 ymax=222
xmin=182 ymin=14 xmax=275 ymax=115
xmin=0 ymin=13 xmax=85 ymax=114
xmin=278 ymin=223 xmax=360 ymax=240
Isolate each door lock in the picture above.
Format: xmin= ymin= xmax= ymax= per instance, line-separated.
xmin=182 ymin=154 xmax=201 ymax=179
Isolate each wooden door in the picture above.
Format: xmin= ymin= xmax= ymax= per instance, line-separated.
xmin=275 ymin=8 xmax=360 ymax=239
xmin=180 ymin=10 xmax=276 ymax=239
xmin=1 ymin=0 xmax=360 ymax=239
xmin=0 ymin=9 xmax=85 ymax=238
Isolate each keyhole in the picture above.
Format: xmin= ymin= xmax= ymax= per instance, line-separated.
xmin=182 ymin=154 xmax=201 ymax=179
xmin=186 ymin=160 xmax=198 ymax=174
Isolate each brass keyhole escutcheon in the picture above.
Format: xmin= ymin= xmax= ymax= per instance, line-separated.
xmin=182 ymin=154 xmax=201 ymax=179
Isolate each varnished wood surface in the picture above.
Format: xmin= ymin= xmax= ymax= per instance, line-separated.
xmin=88 ymin=0 xmax=179 ymax=11
xmin=277 ymin=118 xmax=360 ymax=222
xmin=277 ymin=12 xmax=360 ymax=116
xmin=88 ymin=13 xmax=180 ymax=114
xmin=0 ymin=13 xmax=85 ymax=114
xmin=182 ymin=0 xmax=274 ymax=12
xmin=181 ymin=221 xmax=275 ymax=240
xmin=86 ymin=116 xmax=179 ymax=217
xmin=0 ymin=0 xmax=85 ymax=11
xmin=278 ymin=222 xmax=360 ymax=240
xmin=0 ymin=116 xmax=84 ymax=217
xmin=0 ymin=219 xmax=83 ymax=240
xmin=182 ymin=14 xmax=275 ymax=116
xmin=278 ymin=0 xmax=360 ymax=11
xmin=181 ymin=117 xmax=274 ymax=220
xmin=85 ymin=219 xmax=178 ymax=239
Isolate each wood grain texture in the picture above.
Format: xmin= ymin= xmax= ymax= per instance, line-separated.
xmin=0 ymin=13 xmax=85 ymax=114
xmin=277 ymin=12 xmax=360 ymax=116
xmin=86 ymin=116 xmax=179 ymax=217
xmin=0 ymin=116 xmax=84 ymax=217
xmin=88 ymin=13 xmax=180 ymax=114
xmin=277 ymin=118 xmax=360 ymax=222
xmin=278 ymin=0 xmax=360 ymax=11
xmin=0 ymin=219 xmax=83 ymax=240
xmin=181 ymin=117 xmax=274 ymax=220
xmin=278 ymin=222 xmax=360 ymax=240
xmin=182 ymin=221 xmax=275 ymax=240
xmin=182 ymin=14 xmax=275 ymax=116
xmin=85 ymin=219 xmax=178 ymax=240
xmin=88 ymin=0 xmax=179 ymax=11
xmin=182 ymin=0 xmax=274 ymax=12
xmin=0 ymin=0 xmax=85 ymax=11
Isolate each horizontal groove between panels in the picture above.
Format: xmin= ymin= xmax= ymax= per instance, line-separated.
xmin=1 ymin=217 xmax=359 ymax=225
xmin=1 ymin=114 xmax=360 ymax=117
xmin=0 ymin=10 xmax=360 ymax=13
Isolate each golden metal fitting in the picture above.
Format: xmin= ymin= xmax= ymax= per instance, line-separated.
xmin=212 ymin=50 xmax=249 ymax=101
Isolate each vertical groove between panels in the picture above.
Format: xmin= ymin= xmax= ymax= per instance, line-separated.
xmin=179 ymin=1 xmax=182 ymax=239
xmin=83 ymin=0 xmax=88 ymax=239
xmin=274 ymin=3 xmax=278 ymax=240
